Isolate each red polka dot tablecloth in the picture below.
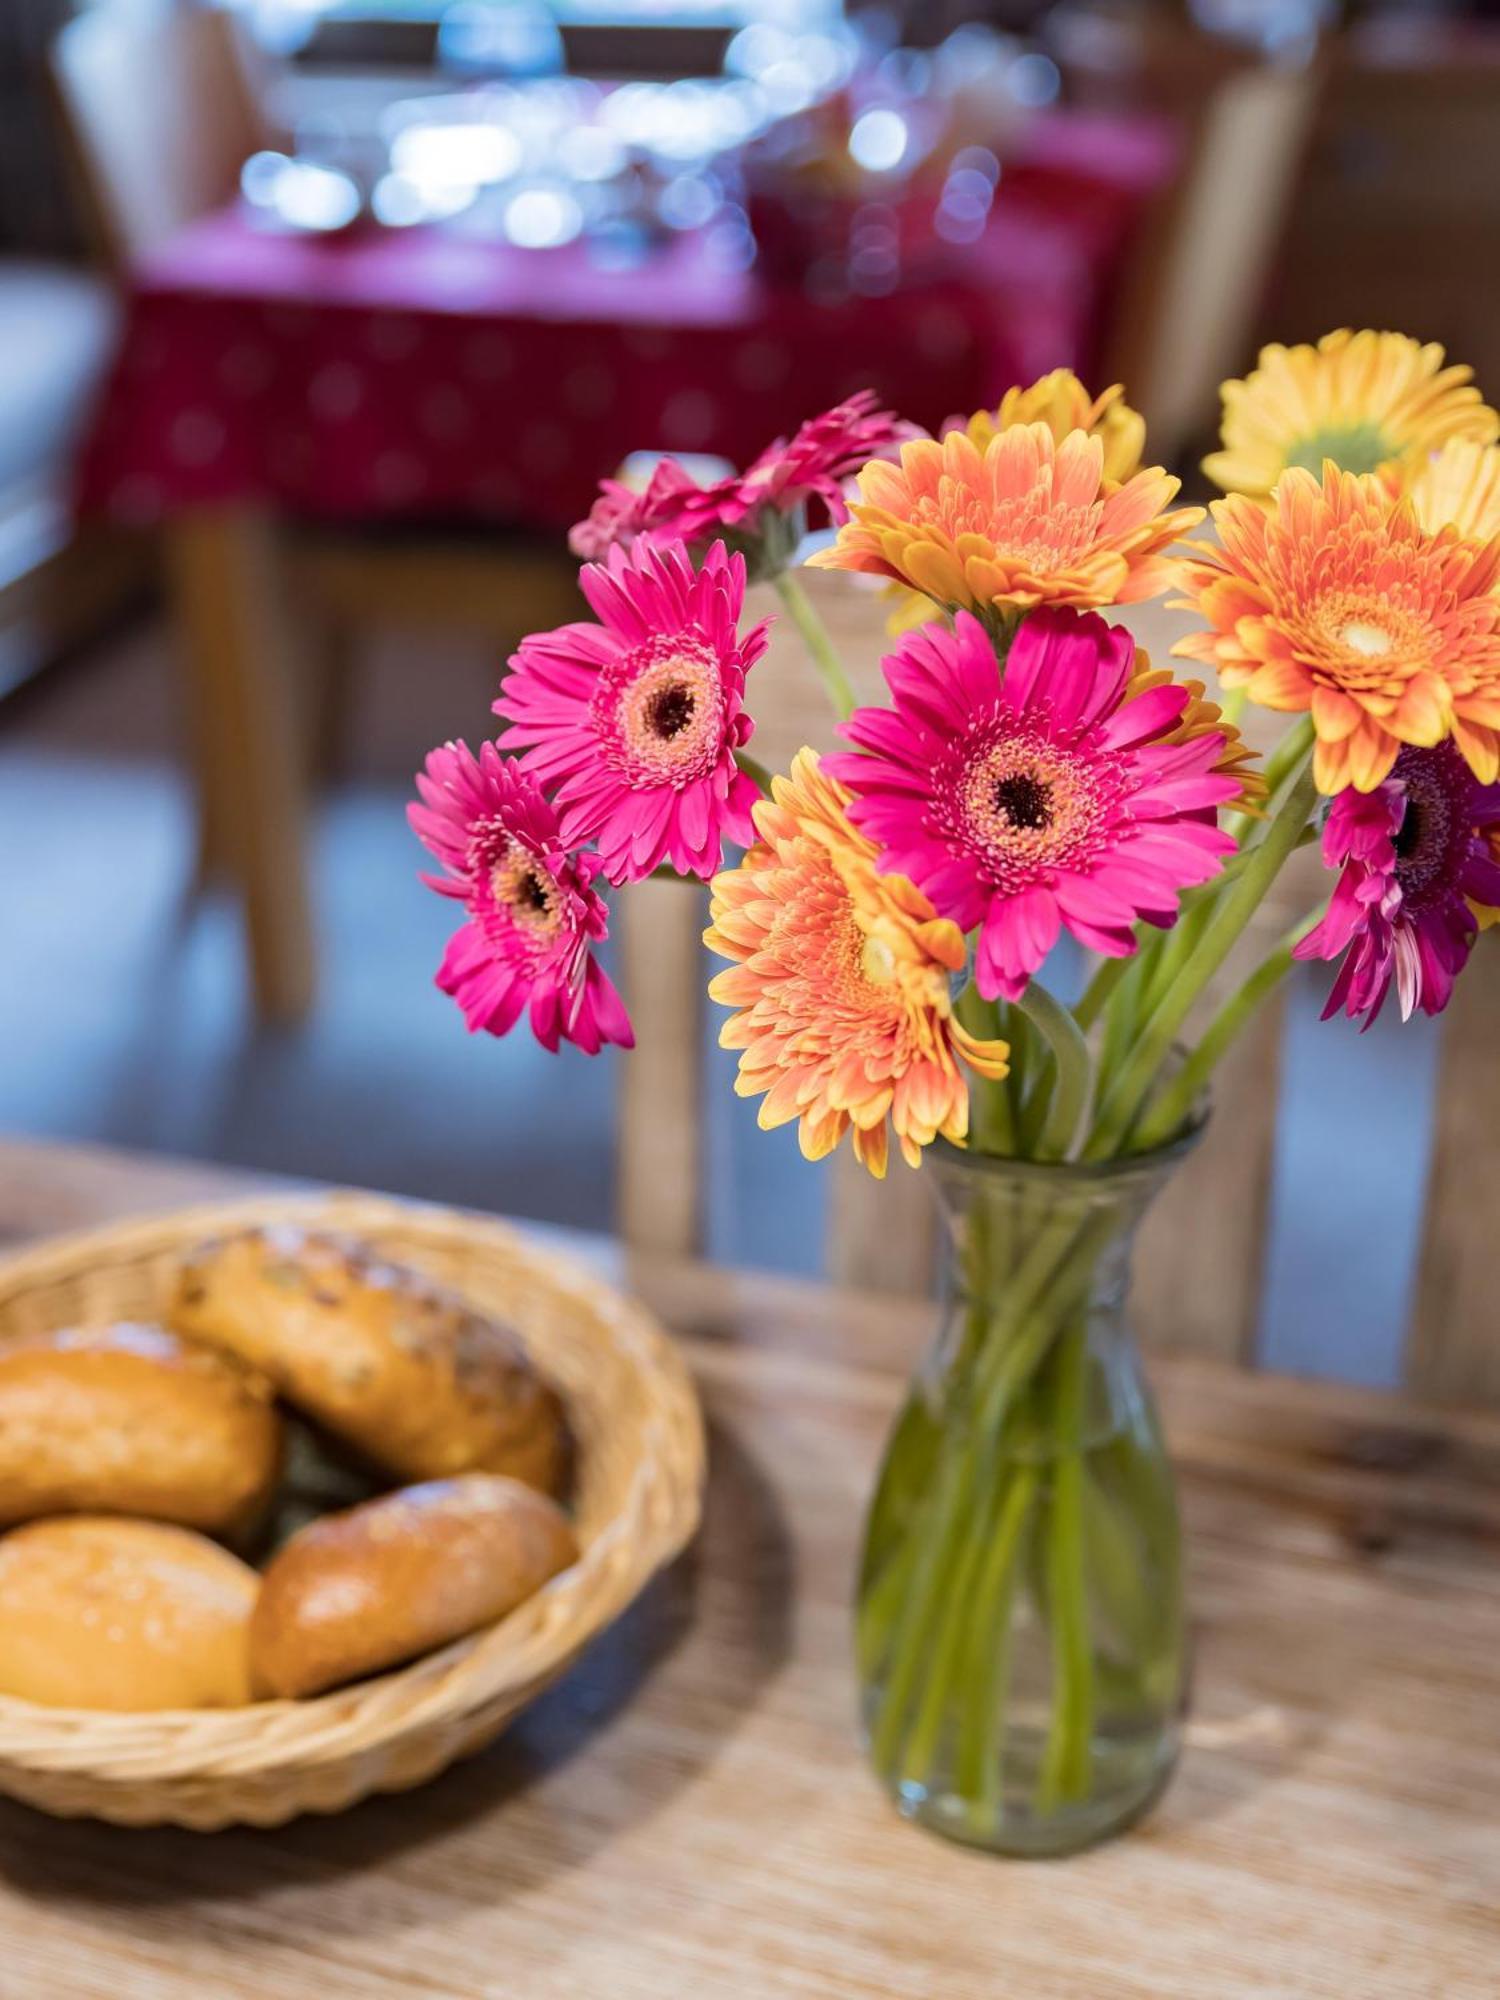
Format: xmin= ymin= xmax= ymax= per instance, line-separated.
xmin=73 ymin=114 xmax=1177 ymax=535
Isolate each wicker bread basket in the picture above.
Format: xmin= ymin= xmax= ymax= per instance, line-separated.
xmin=0 ymin=1192 xmax=706 ymax=1829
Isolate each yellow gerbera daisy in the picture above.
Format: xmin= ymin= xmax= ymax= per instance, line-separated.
xmin=968 ymin=369 xmax=1146 ymax=483
xmin=1203 ymin=328 xmax=1499 ymax=502
xmin=703 ymin=750 xmax=1009 ymax=1177
xmin=812 ymin=424 xmax=1200 ymax=622
xmin=1409 ymin=437 xmax=1500 ymax=543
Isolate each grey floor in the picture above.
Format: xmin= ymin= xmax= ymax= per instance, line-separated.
xmin=0 ymin=613 xmax=1439 ymax=1386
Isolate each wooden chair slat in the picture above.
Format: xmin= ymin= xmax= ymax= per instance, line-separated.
xmin=827 ymin=1155 xmax=939 ymax=1299
xmin=1407 ymin=954 xmax=1500 ymax=1403
xmin=617 ymin=876 xmax=705 ymax=1258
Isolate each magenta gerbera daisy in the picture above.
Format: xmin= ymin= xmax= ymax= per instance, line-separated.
xmin=495 ymin=538 xmax=770 ymax=883
xmin=826 ymin=608 xmax=1240 ymax=1001
xmin=717 ymin=391 xmax=911 ymax=532
xmin=409 ymin=739 xmax=632 ymax=1053
xmin=568 ymin=459 xmax=709 ymax=561
xmin=1294 ymin=741 xmax=1500 ymax=1028
xmin=567 ymin=392 xmax=907 ymax=565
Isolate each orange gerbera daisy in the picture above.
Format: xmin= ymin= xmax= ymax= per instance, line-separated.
xmin=966 ymin=369 xmax=1146 ymax=483
xmin=703 ymin=750 xmax=1009 ymax=1177
xmin=1174 ymin=465 xmax=1500 ymax=793
xmin=1410 ymin=437 xmax=1500 ymax=544
xmin=810 ymin=425 xmax=1199 ymax=620
xmin=883 ymin=372 xmax=1150 ymax=634
xmin=1203 ymin=329 xmax=1499 ymax=502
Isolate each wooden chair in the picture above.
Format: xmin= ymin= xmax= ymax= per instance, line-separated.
xmin=1053 ymin=10 xmax=1326 ymax=470
xmin=49 ymin=0 xmax=268 ymax=270
xmin=49 ymin=0 xmax=580 ymax=1023
xmin=618 ymin=571 xmax=1500 ymax=1404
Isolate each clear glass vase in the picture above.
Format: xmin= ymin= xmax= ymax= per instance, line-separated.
xmin=856 ymin=1132 xmax=1197 ymax=1857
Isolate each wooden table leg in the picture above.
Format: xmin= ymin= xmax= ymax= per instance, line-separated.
xmin=164 ymin=506 xmax=316 ymax=1025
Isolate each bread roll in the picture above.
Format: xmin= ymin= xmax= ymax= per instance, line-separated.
xmin=0 ymin=1322 xmax=282 ymax=1535
xmin=172 ymin=1228 xmax=568 ymax=1494
xmin=250 ymin=1474 xmax=577 ymax=1699
xmin=0 ymin=1518 xmax=256 ymax=1710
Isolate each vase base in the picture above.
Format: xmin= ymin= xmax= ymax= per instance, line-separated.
xmin=881 ymin=1725 xmax=1180 ymax=1860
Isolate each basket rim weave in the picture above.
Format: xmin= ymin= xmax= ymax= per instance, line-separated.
xmin=0 ymin=1191 xmax=706 ymax=1790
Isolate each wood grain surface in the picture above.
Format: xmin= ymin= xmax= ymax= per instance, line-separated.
xmin=0 ymin=1136 xmax=1496 ymax=1999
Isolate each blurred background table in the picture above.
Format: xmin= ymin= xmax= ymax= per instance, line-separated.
xmin=73 ymin=109 xmax=1176 ymax=533
xmin=0 ymin=1134 xmax=1496 ymax=1999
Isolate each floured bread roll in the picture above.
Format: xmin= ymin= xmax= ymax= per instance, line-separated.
xmin=0 ymin=1517 xmax=257 ymax=1710
xmin=171 ymin=1227 xmax=569 ymax=1494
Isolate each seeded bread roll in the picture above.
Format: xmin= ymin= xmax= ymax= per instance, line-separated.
xmin=250 ymin=1473 xmax=578 ymax=1699
xmin=0 ymin=1517 xmax=257 ymax=1710
xmin=0 ymin=1323 xmax=282 ymax=1536
xmin=171 ymin=1227 xmax=569 ymax=1495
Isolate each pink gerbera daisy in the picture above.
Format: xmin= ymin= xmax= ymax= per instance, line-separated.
xmin=567 ymin=392 xmax=906 ymax=565
xmin=1294 ymin=741 xmax=1500 ymax=1027
xmin=827 ymin=608 xmax=1240 ymax=1001
xmin=568 ymin=459 xmax=710 ymax=561
xmin=716 ymin=391 xmax=911 ymax=531
xmin=409 ymin=740 xmax=632 ymax=1053
xmin=495 ymin=538 xmax=769 ymax=883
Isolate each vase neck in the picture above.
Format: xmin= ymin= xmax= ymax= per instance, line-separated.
xmin=930 ymin=1147 xmax=1187 ymax=1320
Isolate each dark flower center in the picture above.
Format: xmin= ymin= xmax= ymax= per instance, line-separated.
xmin=1389 ymin=745 xmax=1469 ymax=911
xmin=513 ymin=869 xmax=551 ymax=914
xmin=480 ymin=833 xmax=562 ymax=941
xmin=992 ymin=773 xmax=1054 ymax=830
xmin=647 ymin=683 xmax=696 ymax=740
xmin=1392 ymin=800 xmax=1424 ymax=864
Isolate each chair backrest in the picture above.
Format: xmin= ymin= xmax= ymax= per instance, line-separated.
xmin=615 ymin=574 xmax=1500 ymax=1405
xmin=49 ymin=0 xmax=265 ymax=271
xmin=1067 ymin=22 xmax=1325 ymax=469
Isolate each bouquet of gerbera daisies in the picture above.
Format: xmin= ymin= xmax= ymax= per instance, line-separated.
xmin=413 ymin=339 xmax=1500 ymax=1856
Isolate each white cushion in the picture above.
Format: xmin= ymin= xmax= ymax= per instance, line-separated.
xmin=0 ymin=260 xmax=117 ymax=494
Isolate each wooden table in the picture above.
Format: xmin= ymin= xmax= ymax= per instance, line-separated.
xmin=1 ymin=1137 xmax=1496 ymax=1999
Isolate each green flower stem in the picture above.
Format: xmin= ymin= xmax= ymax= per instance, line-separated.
xmin=774 ymin=569 xmax=857 ymax=721
xmin=1038 ymin=1320 xmax=1094 ymax=1809
xmin=869 ymin=1449 xmax=974 ymax=1774
xmin=864 ymin=1216 xmax=1142 ymax=1820
xmin=1135 ymin=841 xmax=1262 ymax=1020
xmin=958 ymin=986 xmax=1015 ymax=1155
xmin=1098 ymin=950 xmax=1148 ymax=1091
xmin=1014 ymin=980 xmax=1092 ymax=1161
xmin=866 ymin=1214 xmax=1098 ymax=1784
xmin=1136 ymin=819 xmax=1316 ymax=1032
xmin=1085 ymin=731 xmax=1317 ymax=1161
xmin=1130 ymin=904 xmax=1325 ymax=1153
xmin=899 ymin=1454 xmax=1004 ymax=1785
xmin=956 ymin=1461 xmax=1039 ymax=1831
xmin=735 ymin=750 xmax=775 ymax=795
xmin=1073 ymin=953 xmax=1133 ymax=1033
xmin=1261 ymin=714 xmax=1320 ymax=797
